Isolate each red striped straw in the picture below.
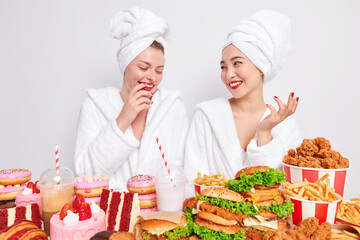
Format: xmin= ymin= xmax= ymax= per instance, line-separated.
xmin=55 ymin=146 xmax=60 ymax=185
xmin=156 ymin=137 xmax=176 ymax=187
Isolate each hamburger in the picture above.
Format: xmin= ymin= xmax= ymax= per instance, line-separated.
xmin=141 ymin=211 xmax=196 ymax=240
xmin=224 ymin=165 xmax=294 ymax=231
xmin=191 ymin=188 xmax=247 ymax=240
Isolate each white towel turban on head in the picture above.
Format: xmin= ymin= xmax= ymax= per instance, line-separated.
xmin=224 ymin=9 xmax=292 ymax=84
xmin=110 ymin=7 xmax=169 ymax=76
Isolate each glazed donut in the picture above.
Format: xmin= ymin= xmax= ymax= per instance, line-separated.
xmin=138 ymin=193 xmax=157 ymax=209
xmin=0 ymin=169 xmax=31 ymax=185
xmin=140 ymin=206 xmax=157 ymax=215
xmin=74 ymin=175 xmax=108 ymax=198
xmin=127 ymin=175 xmax=155 ymax=194
xmin=0 ymin=183 xmax=26 ymax=201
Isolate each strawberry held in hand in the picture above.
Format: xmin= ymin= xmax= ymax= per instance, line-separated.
xmin=73 ymin=194 xmax=85 ymax=212
xmin=60 ymin=203 xmax=74 ymax=220
xmin=77 ymin=202 xmax=91 ymax=220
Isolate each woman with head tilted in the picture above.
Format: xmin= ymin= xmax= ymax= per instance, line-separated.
xmin=74 ymin=7 xmax=188 ymax=191
xmin=184 ymin=10 xmax=301 ymax=186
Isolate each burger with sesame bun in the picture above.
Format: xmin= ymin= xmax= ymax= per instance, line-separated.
xmin=223 ymin=165 xmax=294 ymax=231
xmin=141 ymin=211 xmax=197 ymax=240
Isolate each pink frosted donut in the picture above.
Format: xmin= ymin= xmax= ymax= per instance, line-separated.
xmin=127 ymin=175 xmax=155 ymax=194
xmin=0 ymin=169 xmax=31 ymax=185
xmin=140 ymin=207 xmax=157 ymax=215
xmin=74 ymin=175 xmax=109 ymax=198
xmin=138 ymin=193 xmax=157 ymax=208
xmin=0 ymin=183 xmax=26 ymax=201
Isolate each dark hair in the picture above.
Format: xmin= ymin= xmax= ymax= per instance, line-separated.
xmin=150 ymin=41 xmax=164 ymax=53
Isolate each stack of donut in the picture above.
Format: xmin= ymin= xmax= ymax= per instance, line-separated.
xmin=0 ymin=169 xmax=31 ymax=209
xmin=127 ymin=174 xmax=157 ymax=214
xmin=74 ymin=174 xmax=109 ymax=205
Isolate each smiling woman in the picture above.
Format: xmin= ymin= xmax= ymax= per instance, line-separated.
xmin=184 ymin=10 xmax=302 ymax=195
xmin=73 ymin=7 xmax=189 ymax=192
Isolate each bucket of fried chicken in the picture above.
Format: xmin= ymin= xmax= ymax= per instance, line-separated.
xmin=282 ymin=137 xmax=350 ymax=197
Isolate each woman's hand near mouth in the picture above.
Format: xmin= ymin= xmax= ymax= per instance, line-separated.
xmin=116 ymin=83 xmax=153 ymax=132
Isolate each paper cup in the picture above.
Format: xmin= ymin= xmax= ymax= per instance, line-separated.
xmin=194 ymin=183 xmax=224 ymax=195
xmin=283 ymin=163 xmax=350 ymax=197
xmin=285 ymin=195 xmax=341 ymax=227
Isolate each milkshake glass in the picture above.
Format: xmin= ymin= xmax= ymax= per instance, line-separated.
xmin=155 ymin=163 xmax=186 ymax=212
xmin=38 ymin=167 xmax=75 ymax=236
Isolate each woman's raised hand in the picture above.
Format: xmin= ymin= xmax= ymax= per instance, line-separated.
xmin=116 ymin=83 xmax=153 ymax=132
xmin=257 ymin=92 xmax=299 ymax=146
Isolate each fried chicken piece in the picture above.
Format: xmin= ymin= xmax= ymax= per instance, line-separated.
xmin=314 ymin=137 xmax=331 ymax=150
xmin=246 ymin=228 xmax=265 ymax=240
xmin=287 ymin=149 xmax=297 ymax=158
xmin=321 ymin=158 xmax=339 ymax=169
xmin=298 ymin=156 xmax=322 ymax=168
xmin=296 ymin=139 xmax=319 ymax=157
xmin=293 ymin=217 xmax=319 ymax=238
xmin=263 ymin=230 xmax=290 ymax=240
xmin=199 ymin=201 xmax=247 ymax=222
xmin=283 ymin=155 xmax=299 ymax=166
xmin=311 ymin=221 xmax=331 ymax=240
xmin=337 ymin=157 xmax=349 ymax=168
xmin=285 ymin=229 xmax=309 ymax=240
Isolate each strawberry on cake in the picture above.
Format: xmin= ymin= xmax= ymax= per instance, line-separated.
xmin=50 ymin=194 xmax=106 ymax=240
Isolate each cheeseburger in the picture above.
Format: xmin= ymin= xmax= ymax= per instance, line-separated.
xmin=225 ymin=165 xmax=294 ymax=231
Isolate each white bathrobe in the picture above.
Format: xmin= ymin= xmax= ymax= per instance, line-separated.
xmin=184 ymin=98 xmax=301 ymax=195
xmin=74 ymin=87 xmax=189 ymax=191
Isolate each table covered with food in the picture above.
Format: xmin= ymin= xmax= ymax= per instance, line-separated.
xmin=0 ymin=137 xmax=359 ymax=240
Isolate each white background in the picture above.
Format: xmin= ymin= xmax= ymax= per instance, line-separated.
xmin=1 ymin=0 xmax=359 ymax=199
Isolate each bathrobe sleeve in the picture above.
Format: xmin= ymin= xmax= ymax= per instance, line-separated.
xmin=246 ymin=117 xmax=302 ymax=170
xmin=184 ymin=110 xmax=212 ymax=195
xmin=74 ymin=97 xmax=139 ymax=176
xmin=170 ymin=99 xmax=189 ymax=167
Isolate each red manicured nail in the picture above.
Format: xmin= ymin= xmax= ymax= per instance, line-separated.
xmin=274 ymin=96 xmax=278 ymax=99
xmin=291 ymin=92 xmax=294 ymax=97
xmin=151 ymin=92 xmax=154 ymax=96
xmin=151 ymin=101 xmax=153 ymax=104
xmin=296 ymin=97 xmax=299 ymax=102
xmin=266 ymin=104 xmax=269 ymax=107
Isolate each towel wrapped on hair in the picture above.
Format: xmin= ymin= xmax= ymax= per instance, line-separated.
xmin=110 ymin=7 xmax=169 ymax=76
xmin=224 ymin=9 xmax=292 ymax=84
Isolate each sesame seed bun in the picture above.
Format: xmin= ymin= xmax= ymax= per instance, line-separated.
xmin=141 ymin=214 xmax=187 ymax=233
xmin=235 ymin=166 xmax=270 ymax=179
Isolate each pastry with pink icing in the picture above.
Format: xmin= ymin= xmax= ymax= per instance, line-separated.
xmin=50 ymin=197 xmax=106 ymax=240
xmin=138 ymin=192 xmax=157 ymax=209
xmin=140 ymin=206 xmax=157 ymax=215
xmin=127 ymin=174 xmax=155 ymax=194
xmin=0 ymin=183 xmax=25 ymax=201
xmin=0 ymin=169 xmax=31 ymax=202
xmin=15 ymin=181 xmax=42 ymax=215
xmin=0 ymin=169 xmax=31 ymax=185
xmin=75 ymin=175 xmax=108 ymax=205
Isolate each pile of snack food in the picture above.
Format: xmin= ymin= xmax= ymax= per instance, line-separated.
xmin=283 ymin=137 xmax=349 ymax=169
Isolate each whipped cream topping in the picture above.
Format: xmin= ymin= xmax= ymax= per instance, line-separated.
xmin=63 ymin=210 xmax=79 ymax=226
xmin=90 ymin=201 xmax=101 ymax=215
xmin=22 ymin=186 xmax=33 ymax=195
